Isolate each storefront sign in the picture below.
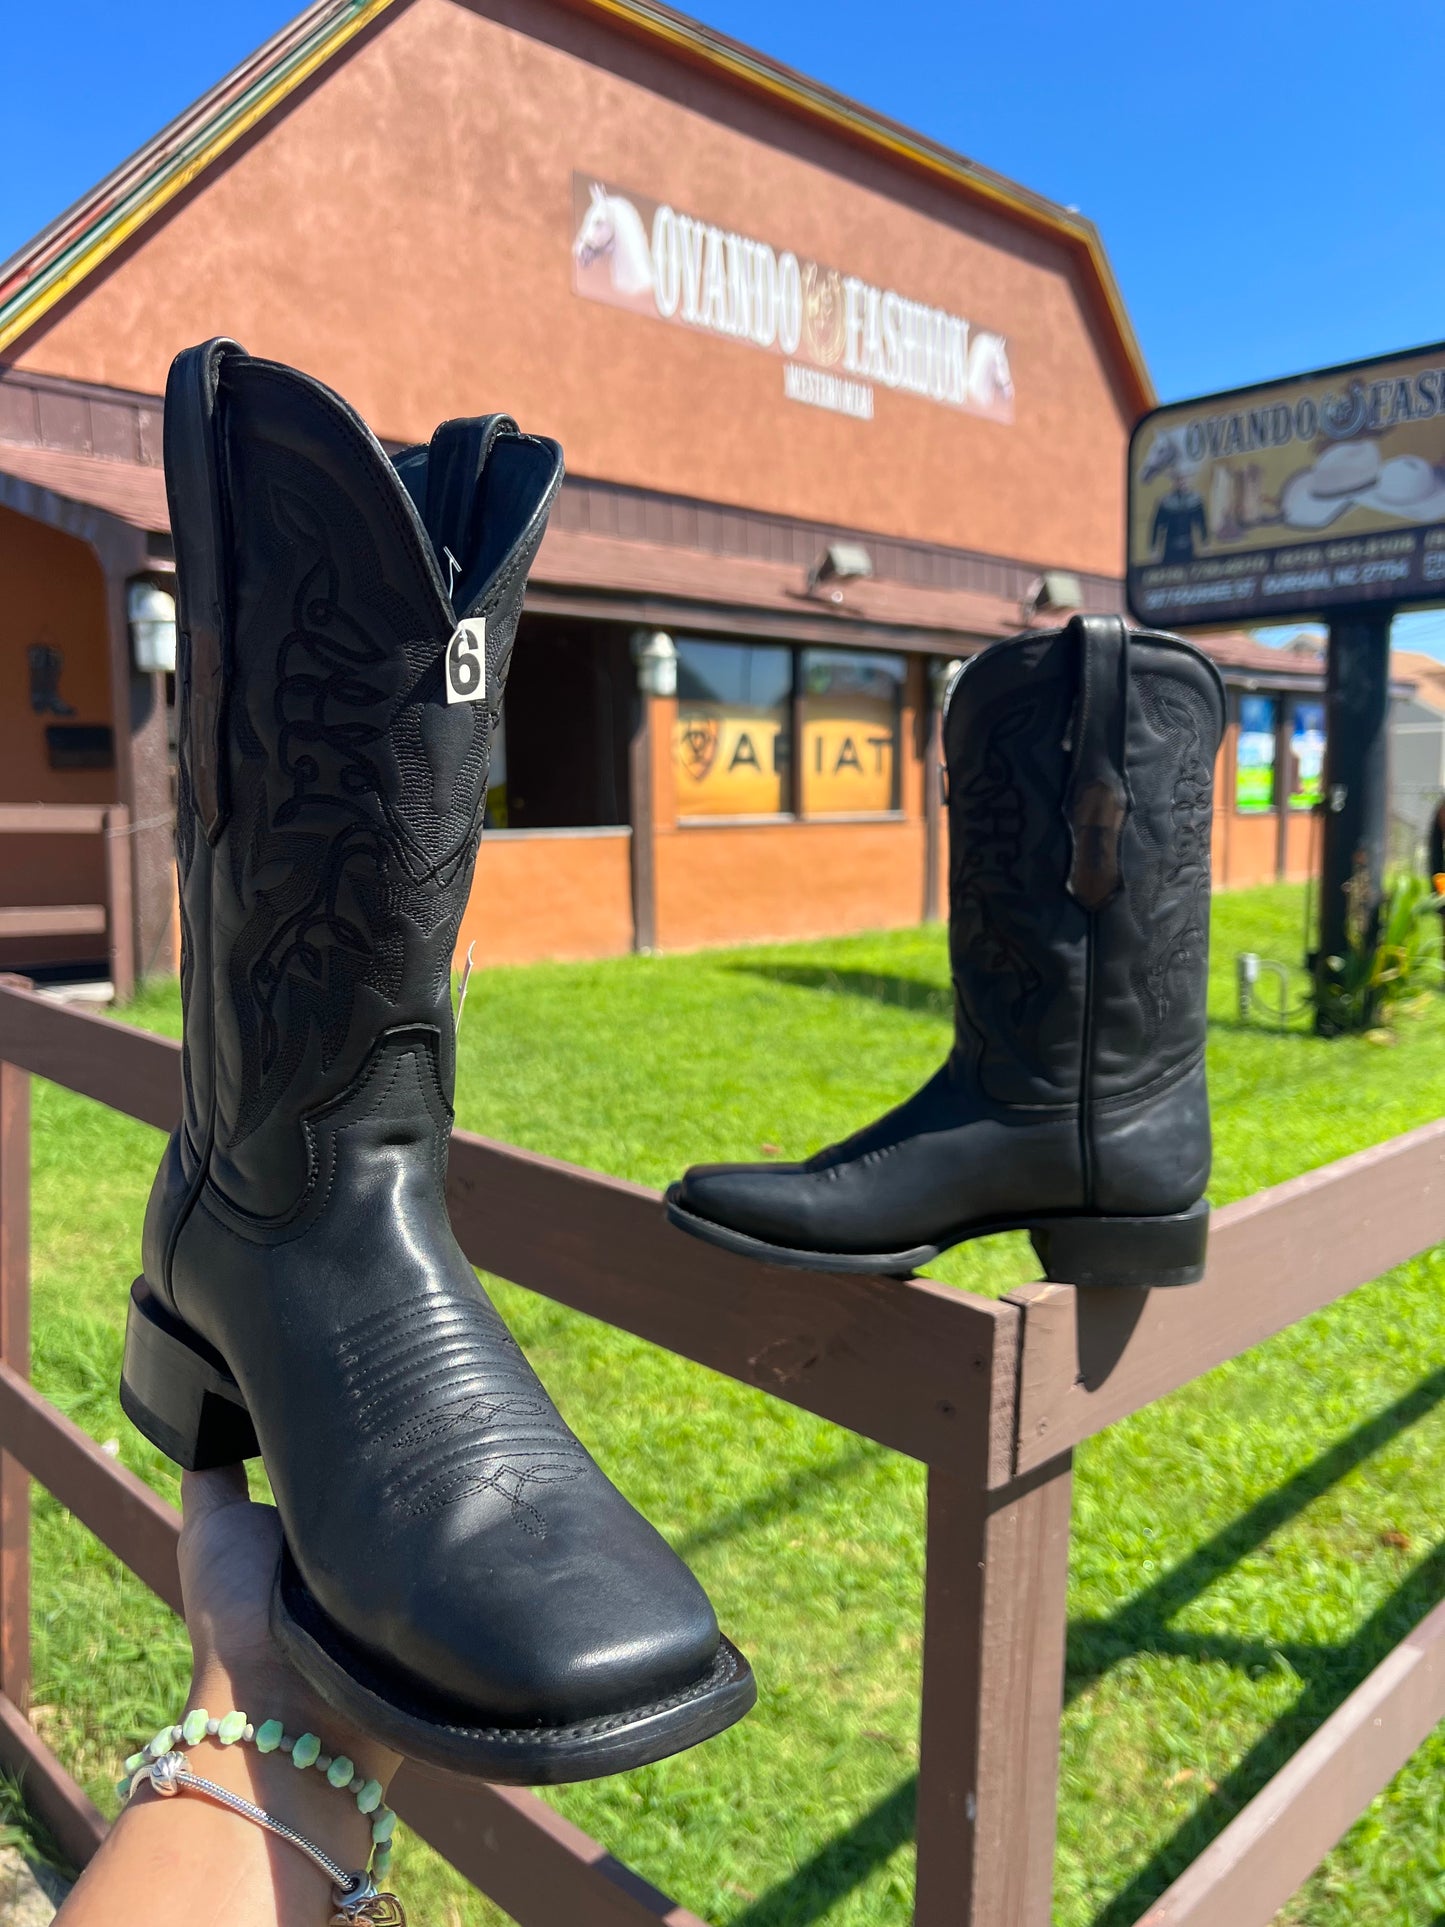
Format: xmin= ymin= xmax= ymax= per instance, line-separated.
xmin=674 ymin=708 xmax=897 ymax=817
xmin=1127 ymin=342 xmax=1445 ymax=628
xmin=571 ymin=174 xmax=1014 ymax=427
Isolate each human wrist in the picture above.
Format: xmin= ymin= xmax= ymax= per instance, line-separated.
xmin=187 ymin=1659 xmax=400 ymax=1790
xmin=124 ymin=1664 xmax=401 ymax=1877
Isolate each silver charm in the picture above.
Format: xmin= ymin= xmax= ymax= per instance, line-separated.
xmin=330 ymin=1873 xmax=406 ymax=1925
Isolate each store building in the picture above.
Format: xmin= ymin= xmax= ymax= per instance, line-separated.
xmin=0 ymin=0 xmax=1342 ymax=979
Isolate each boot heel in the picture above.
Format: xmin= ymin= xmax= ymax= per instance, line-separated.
xmin=1028 ymin=1199 xmax=1209 ymax=1289
xmin=120 ymin=1280 xmax=259 ymax=1470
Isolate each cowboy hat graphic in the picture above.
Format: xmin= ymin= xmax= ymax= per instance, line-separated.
xmin=1281 ymin=441 xmax=1445 ymax=531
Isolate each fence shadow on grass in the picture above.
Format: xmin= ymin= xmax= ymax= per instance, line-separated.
xmin=726 ymin=1778 xmax=916 ymax=1927
xmin=675 ymin=1440 xmax=883 ymax=1562
xmin=1086 ymin=1532 xmax=1445 ymax=1927
xmin=719 ymin=1366 xmax=1445 ymax=1927
xmin=727 ymin=963 xmax=951 ymax=1017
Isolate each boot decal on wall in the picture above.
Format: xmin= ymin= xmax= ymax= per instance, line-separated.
xmin=667 ymin=615 xmax=1226 ymax=1288
xmin=124 ymin=338 xmax=754 ymax=1782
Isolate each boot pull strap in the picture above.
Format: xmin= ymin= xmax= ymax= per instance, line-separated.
xmin=1063 ymin=614 xmax=1131 ymax=911
xmin=424 ymin=415 xmax=520 ymax=605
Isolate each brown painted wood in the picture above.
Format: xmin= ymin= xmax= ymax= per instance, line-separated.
xmin=914 ymin=1452 xmax=1073 ymax=1927
xmin=0 ymin=983 xmax=180 ymax=1131
xmin=0 ymin=1365 xmax=703 ymax=1919
xmin=922 ymin=690 xmax=942 ymax=923
xmin=0 ymin=1066 xmax=30 ymax=1710
xmin=1010 ymin=1116 xmax=1445 ymax=1476
xmin=0 ymin=986 xmax=1009 ymax=1465
xmin=103 ymin=806 xmax=136 ymax=1002
xmin=628 ymin=689 xmax=656 ymax=951
xmin=0 ymin=1363 xmax=183 ymax=1615
xmin=395 ymin=1775 xmax=706 ymax=1926
xmin=1136 ymin=1590 xmax=1445 ymax=1927
xmin=0 ymin=1688 xmax=106 ymax=1869
xmin=0 ymin=806 xmax=109 ymax=835
xmin=445 ymin=1133 xmax=1013 ymax=1471
xmin=0 ymin=906 xmax=107 ymax=937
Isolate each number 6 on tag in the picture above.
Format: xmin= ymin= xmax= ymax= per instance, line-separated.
xmin=445 ymin=619 xmax=487 ymax=705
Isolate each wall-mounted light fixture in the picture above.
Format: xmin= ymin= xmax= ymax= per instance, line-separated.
xmin=1022 ymin=570 xmax=1083 ymax=622
xmin=806 ymin=541 xmax=874 ymax=603
xmin=929 ymin=656 xmax=966 ymax=707
xmin=127 ymin=579 xmax=178 ymax=674
xmin=631 ymin=629 xmax=677 ymax=698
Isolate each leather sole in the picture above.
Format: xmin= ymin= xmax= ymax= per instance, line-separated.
xmin=664 ymin=1188 xmax=1210 ymax=1288
xmin=120 ymin=1278 xmax=758 ymax=1781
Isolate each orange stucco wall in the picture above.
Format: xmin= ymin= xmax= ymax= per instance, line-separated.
xmin=655 ymin=818 xmax=926 ymax=950
xmin=0 ymin=506 xmax=114 ymax=966
xmin=1222 ymin=811 xmax=1280 ymax=890
xmin=1281 ymin=808 xmax=1317 ymax=883
xmin=12 ymin=0 xmax=1132 ymax=578
xmin=455 ymin=828 xmax=633 ymax=965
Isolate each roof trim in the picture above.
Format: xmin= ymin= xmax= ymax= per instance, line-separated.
xmin=575 ymin=0 xmax=1153 ymax=412
xmin=0 ymin=0 xmax=1153 ymax=412
xmin=0 ymin=0 xmax=398 ymax=356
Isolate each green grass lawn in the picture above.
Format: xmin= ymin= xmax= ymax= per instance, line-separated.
xmin=21 ymin=882 xmax=1445 ymax=1925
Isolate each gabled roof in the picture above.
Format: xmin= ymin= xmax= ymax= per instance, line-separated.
xmin=0 ymin=0 xmax=1154 ymax=415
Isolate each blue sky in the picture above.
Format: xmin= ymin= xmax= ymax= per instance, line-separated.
xmin=3 ymin=0 xmax=1444 ymax=649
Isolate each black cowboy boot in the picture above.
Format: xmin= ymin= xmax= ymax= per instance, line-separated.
xmin=667 ymin=616 xmax=1225 ymax=1286
xmin=122 ymin=340 xmax=753 ymax=1781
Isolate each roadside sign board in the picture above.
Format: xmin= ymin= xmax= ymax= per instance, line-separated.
xmin=1127 ymin=342 xmax=1445 ymax=629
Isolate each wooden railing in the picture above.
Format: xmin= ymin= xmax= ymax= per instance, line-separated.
xmin=0 ymin=975 xmax=1443 ymax=1924
xmin=0 ymin=806 xmax=135 ymax=1001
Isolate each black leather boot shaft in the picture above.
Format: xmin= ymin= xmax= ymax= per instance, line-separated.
xmin=128 ymin=340 xmax=754 ymax=1779
xmin=667 ymin=616 xmax=1225 ymax=1283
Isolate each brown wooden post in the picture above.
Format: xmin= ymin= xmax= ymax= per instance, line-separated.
xmin=913 ymin=1453 xmax=1074 ymax=1927
xmin=0 ymin=1060 xmax=31 ymax=1712
xmin=922 ymin=669 xmax=945 ymax=923
xmin=104 ymin=805 xmax=136 ymax=1004
xmin=627 ymin=690 xmax=656 ymax=952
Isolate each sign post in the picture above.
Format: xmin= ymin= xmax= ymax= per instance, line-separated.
xmin=1127 ymin=341 xmax=1445 ymax=1031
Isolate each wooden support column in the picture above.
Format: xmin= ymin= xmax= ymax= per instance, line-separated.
xmin=0 ymin=1061 xmax=31 ymax=1713
xmin=103 ymin=805 xmax=136 ymax=1004
xmin=914 ymin=1452 xmax=1074 ymax=1927
xmin=102 ymin=553 xmax=174 ymax=986
xmin=627 ymin=689 xmax=657 ymax=953
xmin=922 ymin=674 xmax=945 ymax=924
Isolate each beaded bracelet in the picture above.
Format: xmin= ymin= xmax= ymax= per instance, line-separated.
xmin=118 ymin=1709 xmax=398 ymax=1879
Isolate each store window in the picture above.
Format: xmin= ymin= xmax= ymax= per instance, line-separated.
xmin=1287 ymin=698 xmax=1325 ymax=810
xmin=799 ymin=649 xmax=905 ymax=815
xmin=674 ymin=639 xmax=906 ymax=820
xmin=1235 ymin=693 xmax=1278 ymax=813
xmin=675 ymin=640 xmax=792 ymax=818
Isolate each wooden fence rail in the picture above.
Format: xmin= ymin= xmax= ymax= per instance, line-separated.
xmin=0 ymin=805 xmax=135 ymax=1001
xmin=0 ymin=977 xmax=1443 ymax=1923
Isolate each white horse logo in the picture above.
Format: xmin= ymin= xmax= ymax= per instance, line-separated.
xmin=966 ymin=333 xmax=1015 ymax=414
xmin=573 ymin=182 xmax=654 ymax=299
xmin=1139 ymin=427 xmax=1199 ymax=484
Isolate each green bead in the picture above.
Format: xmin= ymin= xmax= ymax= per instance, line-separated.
xmin=255 ymin=1720 xmax=284 ymax=1754
xmin=291 ymin=1732 xmax=320 ymax=1769
xmin=124 ymin=1751 xmax=147 ymax=1775
xmin=371 ymin=1809 xmax=396 ymax=1844
xmin=147 ymin=1727 xmax=177 ymax=1759
xmin=356 ymin=1779 xmax=383 ymax=1814
xmin=326 ymin=1755 xmax=353 ymax=1788
xmin=217 ymin=1711 xmax=246 ymax=1745
xmin=115 ymin=1776 xmax=131 ymax=1801
xmin=182 ymin=1709 xmax=209 ymax=1746
xmin=373 ymin=1845 xmax=393 ymax=1879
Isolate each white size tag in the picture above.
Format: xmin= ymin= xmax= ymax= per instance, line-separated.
xmin=445 ymin=619 xmax=487 ymax=705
